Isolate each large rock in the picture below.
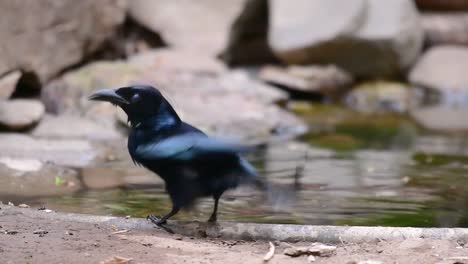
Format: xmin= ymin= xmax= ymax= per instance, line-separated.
xmin=0 ymin=99 xmax=45 ymax=130
xmin=409 ymin=46 xmax=468 ymax=132
xmin=0 ymin=71 xmax=21 ymax=100
xmin=268 ymin=0 xmax=423 ymax=78
xmin=259 ymin=65 xmax=353 ymax=96
xmin=0 ymin=0 xmax=126 ymax=81
xmin=43 ymin=51 xmax=306 ymax=141
xmin=32 ymin=114 xmax=122 ymax=141
xmin=0 ymin=162 xmax=81 ymax=198
xmin=415 ymin=0 xmax=468 ymax=10
xmin=422 ymin=13 xmax=468 ymax=47
xmin=128 ymin=0 xmax=246 ymax=56
xmin=411 ymin=106 xmax=468 ymax=132
xmin=128 ymin=48 xmax=226 ymax=75
xmin=409 ymin=46 xmax=468 ymax=92
xmin=0 ymin=134 xmax=99 ymax=167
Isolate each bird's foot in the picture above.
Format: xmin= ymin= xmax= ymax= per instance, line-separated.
xmin=207 ymin=216 xmax=217 ymax=223
xmin=147 ymin=214 xmax=167 ymax=226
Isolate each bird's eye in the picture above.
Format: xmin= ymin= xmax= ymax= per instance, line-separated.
xmin=131 ymin=93 xmax=141 ymax=102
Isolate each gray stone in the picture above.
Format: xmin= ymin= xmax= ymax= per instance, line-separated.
xmin=81 ymin=166 xmax=162 ymax=189
xmin=268 ymin=0 xmax=423 ymax=78
xmin=422 ymin=13 xmax=468 ymax=47
xmin=0 ymin=133 xmax=99 ymax=167
xmin=0 ymin=0 xmax=126 ymax=81
xmin=411 ymin=106 xmax=468 ymax=132
xmin=0 ymin=71 xmax=21 ymax=100
xmin=45 ymin=58 xmax=306 ymax=141
xmin=32 ymin=114 xmax=122 ymax=141
xmin=259 ymin=65 xmax=353 ymax=95
xmin=345 ymin=81 xmax=411 ymax=113
xmin=128 ymin=48 xmax=226 ymax=75
xmin=0 ymin=162 xmax=81 ymax=197
xmin=128 ymin=0 xmax=246 ymax=56
xmin=0 ymin=99 xmax=45 ymax=130
xmin=409 ymin=46 xmax=468 ymax=92
xmin=216 ymin=70 xmax=288 ymax=104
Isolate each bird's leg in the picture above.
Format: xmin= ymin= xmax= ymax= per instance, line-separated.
xmin=147 ymin=206 xmax=180 ymax=226
xmin=208 ymin=194 xmax=221 ymax=223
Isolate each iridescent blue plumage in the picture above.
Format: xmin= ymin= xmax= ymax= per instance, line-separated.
xmin=89 ymin=85 xmax=263 ymax=225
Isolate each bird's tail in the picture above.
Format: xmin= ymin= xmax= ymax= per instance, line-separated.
xmin=240 ymin=157 xmax=298 ymax=210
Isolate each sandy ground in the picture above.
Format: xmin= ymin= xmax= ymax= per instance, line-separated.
xmin=1 ymin=206 xmax=468 ymax=264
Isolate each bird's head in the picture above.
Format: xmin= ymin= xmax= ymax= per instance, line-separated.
xmin=89 ymin=85 xmax=180 ymax=128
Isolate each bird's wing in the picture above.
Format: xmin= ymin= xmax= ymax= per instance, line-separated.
xmin=135 ymin=133 xmax=248 ymax=161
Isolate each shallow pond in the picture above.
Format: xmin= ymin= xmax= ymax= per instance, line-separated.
xmin=8 ymin=104 xmax=468 ymax=227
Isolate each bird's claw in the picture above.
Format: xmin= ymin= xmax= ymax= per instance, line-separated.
xmin=147 ymin=214 xmax=167 ymax=226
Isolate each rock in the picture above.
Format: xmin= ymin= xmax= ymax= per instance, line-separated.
xmin=222 ymin=0 xmax=279 ymax=65
xmin=283 ymin=243 xmax=336 ymax=257
xmin=0 ymin=71 xmax=21 ymax=100
xmin=283 ymin=246 xmax=310 ymax=257
xmin=128 ymin=48 xmax=226 ymax=75
xmin=81 ymin=166 xmax=162 ymax=189
xmin=409 ymin=46 xmax=468 ymax=132
xmin=32 ymin=114 xmax=122 ymax=141
xmin=409 ymin=46 xmax=468 ymax=130
xmin=128 ymin=0 xmax=246 ymax=56
xmin=42 ymin=61 xmax=139 ymax=115
xmin=216 ymin=70 xmax=288 ymax=104
xmin=411 ymin=106 xmax=468 ymax=132
xmin=268 ymin=0 xmax=423 ymax=78
xmin=0 ymin=162 xmax=81 ymax=197
xmin=0 ymin=99 xmax=45 ymax=130
xmin=422 ymin=13 xmax=468 ymax=47
xmin=0 ymin=0 xmax=126 ymax=81
xmin=45 ymin=58 xmax=306 ymax=141
xmin=415 ymin=0 xmax=468 ymax=10
xmin=0 ymin=158 xmax=43 ymax=172
xmin=259 ymin=65 xmax=353 ymax=95
xmin=409 ymin=46 xmax=468 ymax=92
xmin=0 ymin=133 xmax=99 ymax=167
xmin=345 ymin=81 xmax=411 ymax=113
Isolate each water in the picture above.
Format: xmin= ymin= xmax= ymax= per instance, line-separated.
xmin=7 ymin=105 xmax=468 ymax=227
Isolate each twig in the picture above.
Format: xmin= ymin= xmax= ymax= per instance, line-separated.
xmin=263 ymin=242 xmax=275 ymax=262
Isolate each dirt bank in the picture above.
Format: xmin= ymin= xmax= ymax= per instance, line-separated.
xmin=1 ymin=204 xmax=468 ymax=264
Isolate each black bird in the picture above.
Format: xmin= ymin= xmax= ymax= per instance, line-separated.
xmin=89 ymin=85 xmax=264 ymax=225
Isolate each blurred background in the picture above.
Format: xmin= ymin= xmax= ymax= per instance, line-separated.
xmin=1 ymin=0 xmax=468 ymax=227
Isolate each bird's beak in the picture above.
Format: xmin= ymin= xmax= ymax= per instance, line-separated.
xmin=88 ymin=89 xmax=129 ymax=105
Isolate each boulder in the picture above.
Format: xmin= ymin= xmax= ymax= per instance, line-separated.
xmin=415 ymin=0 xmax=468 ymax=10
xmin=409 ymin=46 xmax=468 ymax=132
xmin=81 ymin=166 xmax=162 ymax=189
xmin=0 ymin=133 xmax=99 ymax=167
xmin=411 ymin=106 xmax=468 ymax=132
xmin=0 ymin=71 xmax=21 ymax=100
xmin=0 ymin=99 xmax=45 ymax=130
xmin=422 ymin=13 xmax=468 ymax=47
xmin=409 ymin=46 xmax=468 ymax=92
xmin=345 ymin=81 xmax=411 ymax=113
xmin=43 ymin=53 xmax=306 ymax=141
xmin=32 ymin=114 xmax=122 ymax=141
xmin=0 ymin=0 xmax=126 ymax=81
xmin=0 ymin=162 xmax=81 ymax=198
xmin=259 ymin=65 xmax=353 ymax=96
xmin=268 ymin=0 xmax=423 ymax=78
xmin=128 ymin=48 xmax=226 ymax=75
xmin=128 ymin=0 xmax=246 ymax=56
